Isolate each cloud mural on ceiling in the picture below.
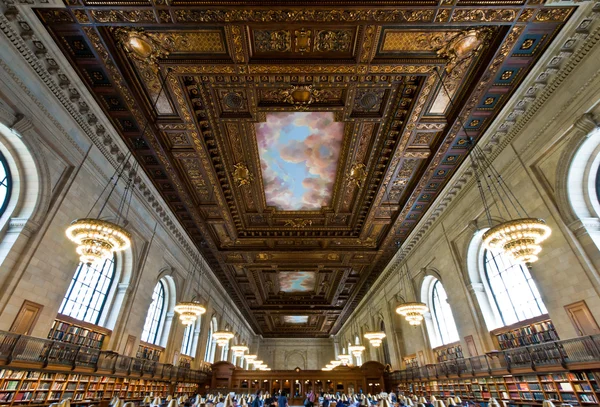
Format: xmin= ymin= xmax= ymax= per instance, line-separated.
xmin=283 ymin=316 xmax=309 ymax=324
xmin=279 ymin=271 xmax=316 ymax=293
xmin=255 ymin=112 xmax=344 ymax=210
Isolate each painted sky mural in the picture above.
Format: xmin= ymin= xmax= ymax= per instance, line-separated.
xmin=255 ymin=112 xmax=344 ymax=210
xmin=283 ymin=316 xmax=309 ymax=324
xmin=279 ymin=271 xmax=316 ymax=293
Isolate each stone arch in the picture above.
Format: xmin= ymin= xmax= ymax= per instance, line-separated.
xmin=285 ymin=350 xmax=306 ymax=370
xmin=0 ymin=117 xmax=53 ymax=311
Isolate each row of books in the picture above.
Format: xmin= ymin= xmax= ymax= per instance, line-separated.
xmin=47 ymin=320 xmax=107 ymax=350
xmin=495 ymin=319 xmax=560 ymax=350
xmin=434 ymin=344 xmax=464 ymax=363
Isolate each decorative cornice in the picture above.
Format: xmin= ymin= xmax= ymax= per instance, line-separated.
xmin=344 ymin=2 xmax=600 ymax=326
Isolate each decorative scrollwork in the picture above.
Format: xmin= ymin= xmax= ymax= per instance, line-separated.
xmin=347 ymin=163 xmax=367 ymax=188
xmin=232 ymin=163 xmax=254 ymax=187
xmin=281 ymin=85 xmax=323 ymax=110
xmin=284 ymin=219 xmax=313 ymax=228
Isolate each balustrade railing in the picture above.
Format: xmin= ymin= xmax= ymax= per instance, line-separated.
xmin=0 ymin=330 xmax=211 ymax=382
xmin=387 ymin=334 xmax=600 ymax=382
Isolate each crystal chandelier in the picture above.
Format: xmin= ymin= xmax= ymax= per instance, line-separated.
xmin=329 ymin=360 xmax=342 ymax=367
xmin=434 ymin=67 xmax=551 ymax=263
xmin=394 ymin=262 xmax=428 ymax=326
xmin=396 ymin=302 xmax=429 ymax=326
xmin=174 ymin=301 xmax=206 ymax=325
xmin=364 ymin=302 xmax=386 ymax=347
xmin=349 ymin=345 xmax=365 ymax=358
xmin=364 ymin=332 xmax=386 ymax=347
xmin=245 ymin=354 xmax=257 ymax=363
xmin=338 ymin=352 xmax=351 ymax=365
xmin=66 ymin=219 xmax=131 ymax=264
xmin=174 ymin=258 xmax=207 ymax=326
xmin=213 ymin=331 xmax=234 ymax=346
xmin=231 ymin=345 xmax=249 ymax=357
xmin=482 ymin=218 xmax=551 ymax=263
xmin=66 ymin=157 xmax=136 ymax=265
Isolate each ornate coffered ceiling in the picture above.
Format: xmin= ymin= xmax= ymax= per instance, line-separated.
xmin=35 ymin=0 xmax=574 ymax=337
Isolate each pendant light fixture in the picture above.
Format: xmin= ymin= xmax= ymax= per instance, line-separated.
xmin=214 ymin=304 xmax=234 ymax=347
xmin=433 ymin=67 xmax=551 ymax=263
xmin=364 ymin=302 xmax=386 ymax=347
xmin=395 ymin=263 xmax=428 ymax=326
xmin=230 ymin=321 xmax=249 ymax=356
xmin=174 ymin=257 xmax=207 ymax=325
xmin=66 ymin=67 xmax=173 ymax=265
xmin=348 ymin=320 xmax=365 ymax=361
xmin=338 ymin=350 xmax=351 ymax=365
xmin=379 ymin=178 xmax=428 ymax=326
xmin=65 ymin=157 xmax=134 ymax=264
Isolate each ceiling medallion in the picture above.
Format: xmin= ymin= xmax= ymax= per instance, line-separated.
xmin=282 ymin=85 xmax=323 ymax=110
xmin=347 ymin=163 xmax=367 ymax=188
xmin=284 ymin=219 xmax=313 ymax=228
xmin=294 ymin=29 xmax=311 ymax=52
xmin=438 ymin=28 xmax=492 ymax=74
xmin=115 ymin=29 xmax=168 ymax=69
xmin=232 ymin=163 xmax=254 ymax=187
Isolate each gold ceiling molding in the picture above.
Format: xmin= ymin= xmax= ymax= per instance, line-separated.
xmin=173 ymin=9 xmax=436 ymax=23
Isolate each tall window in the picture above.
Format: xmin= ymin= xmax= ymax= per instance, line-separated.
xmin=484 ymin=248 xmax=547 ymax=326
xmin=431 ymin=279 xmax=460 ymax=345
xmin=59 ymin=257 xmax=115 ymax=324
xmin=0 ymin=152 xmax=11 ymax=217
xmin=141 ymin=282 xmax=165 ymax=344
xmin=205 ymin=317 xmax=217 ymax=363
xmin=181 ymin=324 xmax=194 ymax=357
xmin=380 ymin=320 xmax=391 ymax=366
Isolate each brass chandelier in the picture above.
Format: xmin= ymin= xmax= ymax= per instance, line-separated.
xmin=364 ymin=331 xmax=386 ymax=347
xmin=214 ymin=331 xmax=234 ymax=346
xmin=395 ymin=264 xmax=428 ymax=326
xmin=434 ymin=67 xmax=551 ymax=263
xmin=66 ymin=157 xmax=135 ymax=265
xmin=66 ymin=67 xmax=174 ymax=265
xmin=364 ymin=302 xmax=386 ymax=347
xmin=174 ymin=258 xmax=207 ymax=325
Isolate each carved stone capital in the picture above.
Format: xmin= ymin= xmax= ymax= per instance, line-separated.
xmin=467 ymin=282 xmax=485 ymax=294
xmin=574 ymin=113 xmax=598 ymax=136
xmin=11 ymin=114 xmax=34 ymax=135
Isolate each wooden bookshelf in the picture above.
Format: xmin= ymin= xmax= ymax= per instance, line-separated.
xmin=47 ymin=315 xmax=111 ymax=351
xmin=179 ymin=355 xmax=193 ymax=369
xmin=403 ymin=355 xmax=419 ymax=368
xmin=433 ymin=342 xmax=463 ymax=363
xmin=136 ymin=342 xmax=163 ymax=361
xmin=0 ymin=368 xmax=198 ymax=407
xmin=396 ymin=370 xmax=600 ymax=406
xmin=491 ymin=315 xmax=559 ymax=351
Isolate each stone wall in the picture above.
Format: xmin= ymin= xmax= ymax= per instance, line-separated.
xmin=256 ymin=338 xmax=336 ymax=370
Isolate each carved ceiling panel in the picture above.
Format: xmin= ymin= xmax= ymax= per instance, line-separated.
xmin=36 ymin=0 xmax=574 ymax=337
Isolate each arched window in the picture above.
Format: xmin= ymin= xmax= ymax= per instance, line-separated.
xmin=141 ymin=282 xmax=165 ymax=344
xmin=431 ymin=279 xmax=460 ymax=345
xmin=181 ymin=323 xmax=194 ymax=357
xmin=59 ymin=257 xmax=115 ymax=324
xmin=483 ymin=248 xmax=547 ymax=326
xmin=0 ymin=151 xmax=12 ymax=217
xmin=380 ymin=320 xmax=391 ymax=366
xmin=205 ymin=317 xmax=217 ymax=363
